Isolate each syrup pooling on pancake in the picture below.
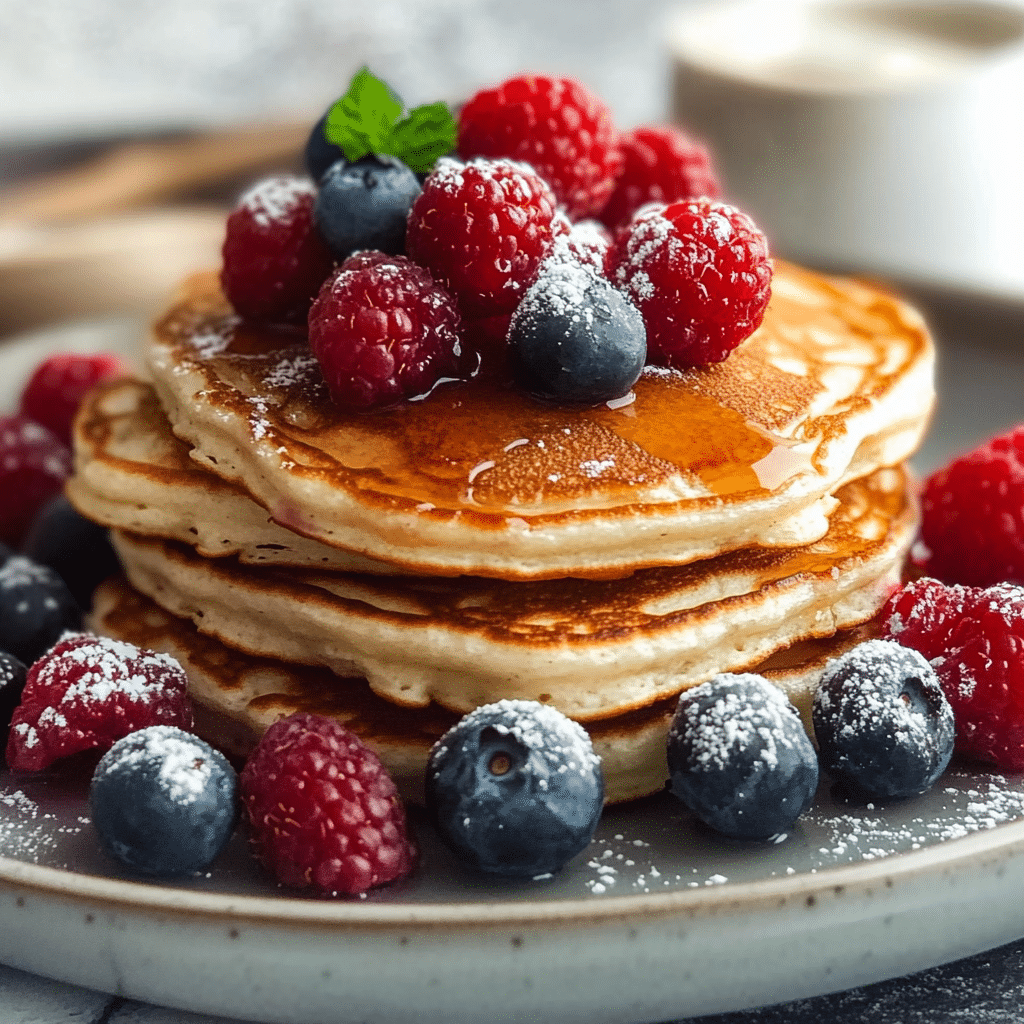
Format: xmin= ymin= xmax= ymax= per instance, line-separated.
xmin=148 ymin=261 xmax=933 ymax=578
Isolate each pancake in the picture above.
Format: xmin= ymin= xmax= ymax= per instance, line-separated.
xmin=89 ymin=577 xmax=879 ymax=804
xmin=146 ymin=260 xmax=934 ymax=580
xmin=68 ymin=378 xmax=396 ymax=573
xmin=109 ymin=463 xmax=917 ymax=721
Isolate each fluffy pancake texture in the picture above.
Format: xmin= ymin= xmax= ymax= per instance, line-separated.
xmin=109 ymin=464 xmax=916 ymax=720
xmin=145 ymin=260 xmax=934 ymax=580
xmin=89 ymin=577 xmax=878 ymax=804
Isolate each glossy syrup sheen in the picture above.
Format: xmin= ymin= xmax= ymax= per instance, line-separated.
xmin=158 ymin=262 xmax=929 ymax=514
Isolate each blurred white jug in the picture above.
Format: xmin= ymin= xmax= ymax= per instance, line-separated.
xmin=669 ymin=0 xmax=1024 ymax=298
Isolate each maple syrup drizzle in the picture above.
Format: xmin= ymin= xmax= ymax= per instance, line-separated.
xmin=165 ymin=262 xmax=929 ymax=516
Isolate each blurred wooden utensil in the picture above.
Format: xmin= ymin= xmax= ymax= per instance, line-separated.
xmin=0 ymin=208 xmax=226 ymax=335
xmin=0 ymin=121 xmax=307 ymax=224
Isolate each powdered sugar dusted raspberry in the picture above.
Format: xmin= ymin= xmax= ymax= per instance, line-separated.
xmin=610 ymin=198 xmax=772 ymax=366
xmin=0 ymin=414 xmax=72 ymax=546
xmin=406 ymin=157 xmax=559 ymax=317
xmin=308 ymin=251 xmax=463 ymax=410
xmin=457 ymin=74 xmax=622 ymax=220
xmin=919 ymin=423 xmax=1024 ymax=586
xmin=239 ymin=175 xmax=316 ymax=228
xmin=882 ymin=580 xmax=1024 ymax=769
xmin=221 ymin=174 xmax=334 ymax=326
xmin=6 ymin=633 xmax=193 ymax=772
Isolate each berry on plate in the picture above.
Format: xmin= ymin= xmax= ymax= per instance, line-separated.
xmin=22 ymin=495 xmax=121 ymax=610
xmin=812 ymin=639 xmax=954 ymax=800
xmin=0 ymin=414 xmax=72 ymax=547
xmin=667 ymin=673 xmax=818 ymax=840
xmin=240 ymin=712 xmax=416 ymax=895
xmin=457 ymin=74 xmax=622 ymax=221
xmin=5 ymin=633 xmax=193 ymax=772
xmin=19 ymin=352 xmax=126 ymax=446
xmin=90 ymin=726 xmax=238 ymax=877
xmin=313 ymin=154 xmax=421 ymax=261
xmin=0 ymin=552 xmax=80 ymax=665
xmin=406 ymin=157 xmax=560 ymax=317
xmin=221 ymin=175 xmax=335 ymax=326
xmin=308 ymin=251 xmax=463 ymax=410
xmin=599 ymin=125 xmax=720 ymax=230
xmin=919 ymin=423 xmax=1024 ymax=587
xmin=425 ymin=700 xmax=604 ymax=878
xmin=610 ymin=198 xmax=773 ymax=367
xmin=509 ymin=250 xmax=645 ymax=405
xmin=882 ymin=579 xmax=1024 ymax=770
xmin=0 ymin=652 xmax=28 ymax=759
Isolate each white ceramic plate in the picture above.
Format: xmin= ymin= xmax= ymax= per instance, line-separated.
xmin=1 ymin=302 xmax=1023 ymax=1024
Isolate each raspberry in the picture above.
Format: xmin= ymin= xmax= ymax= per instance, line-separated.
xmin=308 ymin=251 xmax=462 ymax=410
xmin=240 ymin=712 xmax=416 ymax=895
xmin=20 ymin=352 xmax=126 ymax=446
xmin=919 ymin=424 xmax=1024 ymax=586
xmin=881 ymin=579 xmax=1024 ymax=769
xmin=458 ymin=74 xmax=622 ymax=220
xmin=406 ymin=157 xmax=559 ymax=317
xmin=610 ymin=198 xmax=773 ymax=367
xmin=880 ymin=576 xmax=974 ymax=661
xmin=556 ymin=216 xmax=611 ymax=275
xmin=221 ymin=175 xmax=335 ymax=326
xmin=0 ymin=414 xmax=72 ymax=547
xmin=5 ymin=633 xmax=194 ymax=772
xmin=599 ymin=126 xmax=720 ymax=230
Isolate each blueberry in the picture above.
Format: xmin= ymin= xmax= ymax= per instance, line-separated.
xmin=667 ymin=674 xmax=819 ymax=840
xmin=22 ymin=495 xmax=120 ymax=609
xmin=426 ymin=700 xmax=604 ymax=877
xmin=0 ymin=552 xmax=81 ymax=664
xmin=0 ymin=651 xmax=28 ymax=757
xmin=812 ymin=639 xmax=954 ymax=801
xmin=90 ymin=726 xmax=238 ymax=877
xmin=304 ymin=110 xmax=345 ymax=182
xmin=313 ymin=154 xmax=421 ymax=260
xmin=509 ymin=260 xmax=646 ymax=405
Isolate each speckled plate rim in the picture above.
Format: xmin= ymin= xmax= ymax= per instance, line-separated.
xmin=4 ymin=815 xmax=1024 ymax=927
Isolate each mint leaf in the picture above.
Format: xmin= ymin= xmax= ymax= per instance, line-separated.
xmin=385 ymin=102 xmax=457 ymax=173
xmin=323 ymin=67 xmax=404 ymax=162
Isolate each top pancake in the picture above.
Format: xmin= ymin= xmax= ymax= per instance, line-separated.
xmin=147 ymin=260 xmax=934 ymax=580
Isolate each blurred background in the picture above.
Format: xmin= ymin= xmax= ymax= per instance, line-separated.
xmin=1 ymin=0 xmax=1023 ymax=336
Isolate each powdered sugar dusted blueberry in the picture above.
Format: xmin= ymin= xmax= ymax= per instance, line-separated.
xmin=0 ymin=553 xmax=81 ymax=665
xmin=5 ymin=633 xmax=193 ymax=772
xmin=90 ymin=726 xmax=237 ymax=876
xmin=509 ymin=245 xmax=645 ymax=405
xmin=427 ymin=699 xmax=603 ymax=877
xmin=813 ymin=639 xmax=954 ymax=800
xmin=667 ymin=673 xmax=818 ymax=840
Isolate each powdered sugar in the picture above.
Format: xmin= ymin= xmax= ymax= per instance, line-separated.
xmin=239 ymin=175 xmax=315 ymax=230
xmin=93 ymin=726 xmax=214 ymax=806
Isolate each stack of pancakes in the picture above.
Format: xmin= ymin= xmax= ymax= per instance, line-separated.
xmin=69 ymin=259 xmax=935 ymax=802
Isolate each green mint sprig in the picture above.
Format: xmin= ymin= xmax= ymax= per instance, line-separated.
xmin=322 ymin=67 xmax=456 ymax=174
